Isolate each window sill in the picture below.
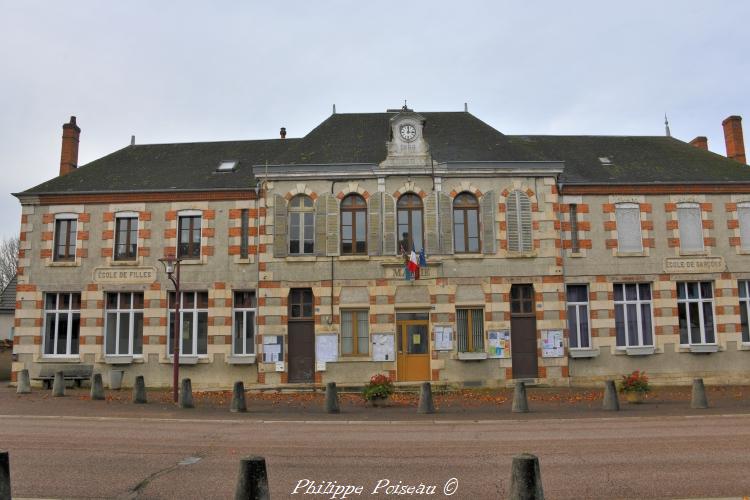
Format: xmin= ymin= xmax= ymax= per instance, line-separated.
xmin=226 ymin=355 xmax=256 ymax=365
xmin=569 ymin=252 xmax=585 ymax=258
xmin=687 ymin=344 xmax=719 ymax=353
xmin=162 ymin=356 xmax=207 ymax=365
xmin=37 ymin=356 xmax=81 ymax=363
xmin=457 ymin=352 xmax=488 ymax=361
xmin=179 ymin=259 xmax=204 ymax=266
xmin=625 ymin=346 xmax=655 ymax=356
xmin=737 ymin=250 xmax=750 ymax=255
xmin=505 ymin=252 xmax=537 ymax=259
xmin=109 ymin=260 xmax=140 ymax=267
xmin=48 ymin=261 xmax=79 ymax=267
xmin=569 ymin=348 xmax=599 ymax=358
xmin=740 ymin=343 xmax=750 ymax=351
xmin=338 ymin=255 xmax=370 ymax=261
xmin=104 ymin=356 xmax=135 ymax=364
xmin=614 ymin=251 xmax=647 ymax=257
xmin=679 ymin=250 xmax=708 ymax=257
xmin=452 ymin=254 xmax=484 ymax=259
xmin=285 ymin=256 xmax=317 ymax=262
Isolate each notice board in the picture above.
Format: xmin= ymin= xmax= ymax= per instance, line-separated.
xmin=542 ymin=330 xmax=564 ymax=358
xmin=315 ymin=334 xmax=339 ymax=363
xmin=372 ymin=334 xmax=395 ymax=362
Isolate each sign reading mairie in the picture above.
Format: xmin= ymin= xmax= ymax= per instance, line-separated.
xmin=663 ymin=257 xmax=726 ymax=274
xmin=93 ymin=267 xmax=157 ymax=284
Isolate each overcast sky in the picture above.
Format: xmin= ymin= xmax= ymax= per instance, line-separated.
xmin=1 ymin=1 xmax=748 ymax=239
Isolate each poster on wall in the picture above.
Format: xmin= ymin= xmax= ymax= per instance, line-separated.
xmin=488 ymin=330 xmax=511 ymax=358
xmin=315 ymin=334 xmax=339 ymax=363
xmin=263 ymin=335 xmax=283 ymax=363
xmin=542 ymin=330 xmax=564 ymax=358
xmin=372 ymin=334 xmax=395 ymax=361
xmin=434 ymin=326 xmax=453 ymax=351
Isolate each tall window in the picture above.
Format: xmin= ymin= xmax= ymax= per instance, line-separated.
xmin=397 ymin=193 xmax=423 ymax=252
xmin=677 ymin=282 xmax=715 ymax=345
xmin=341 ymin=194 xmax=367 ymax=255
xmin=677 ymin=202 xmax=703 ymax=252
xmin=233 ymin=291 xmax=256 ymax=355
xmin=739 ymin=280 xmax=750 ymax=343
xmin=43 ymin=292 xmax=81 ymax=356
xmin=614 ymin=283 xmax=653 ymax=348
xmin=566 ymin=285 xmax=590 ymax=349
xmin=738 ymin=203 xmax=750 ymax=250
xmin=569 ymin=204 xmax=580 ymax=253
xmin=457 ymin=308 xmax=484 ymax=352
xmin=289 ymin=195 xmax=314 ymax=255
xmin=506 ymin=190 xmax=532 ymax=252
xmin=114 ymin=214 xmax=138 ymax=261
xmin=105 ymin=292 xmax=143 ymax=356
xmin=453 ymin=193 xmax=480 ymax=253
xmin=53 ymin=215 xmax=77 ymax=262
xmin=178 ymin=213 xmax=202 ymax=259
xmin=341 ymin=310 xmax=369 ymax=355
xmin=289 ymin=288 xmax=314 ymax=319
xmin=168 ymin=291 xmax=208 ymax=356
xmin=240 ymin=208 xmax=249 ymax=259
xmin=615 ymin=203 xmax=642 ymax=252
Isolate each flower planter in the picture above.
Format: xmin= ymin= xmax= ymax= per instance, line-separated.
xmin=625 ymin=391 xmax=646 ymax=404
xmin=368 ymin=396 xmax=390 ymax=408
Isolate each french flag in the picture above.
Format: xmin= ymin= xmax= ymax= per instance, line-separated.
xmin=407 ymin=249 xmax=419 ymax=275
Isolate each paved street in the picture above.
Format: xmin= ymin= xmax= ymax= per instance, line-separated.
xmin=2 ymin=410 xmax=750 ymax=499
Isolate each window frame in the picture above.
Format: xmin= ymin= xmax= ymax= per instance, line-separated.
xmin=42 ymin=292 xmax=81 ymax=357
xmin=104 ymin=292 xmax=144 ymax=357
xmin=232 ymin=291 xmax=257 ymax=356
xmin=566 ymin=284 xmax=591 ymax=349
xmin=53 ymin=213 xmax=78 ymax=262
xmin=614 ymin=283 xmax=654 ymax=349
xmin=506 ymin=190 xmax=532 ymax=252
xmin=569 ymin=204 xmax=580 ymax=253
xmin=177 ymin=211 xmax=202 ymax=260
xmin=288 ymin=195 xmax=315 ymax=255
xmin=114 ymin=212 xmax=139 ymax=261
xmin=397 ymin=193 xmax=424 ymax=252
xmin=453 ymin=192 xmax=481 ymax=254
xmin=615 ymin=203 xmax=643 ymax=253
xmin=677 ymin=281 xmax=716 ymax=346
xmin=739 ymin=280 xmax=750 ymax=344
xmin=167 ymin=291 xmax=209 ymax=357
xmin=456 ymin=308 xmax=485 ymax=353
xmin=288 ymin=288 xmax=314 ymax=320
xmin=340 ymin=194 xmax=368 ymax=255
xmin=341 ymin=309 xmax=369 ymax=356
xmin=240 ymin=208 xmax=250 ymax=259
xmin=677 ymin=202 xmax=704 ymax=253
xmin=737 ymin=203 xmax=750 ymax=251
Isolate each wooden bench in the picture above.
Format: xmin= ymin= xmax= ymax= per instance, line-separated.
xmin=33 ymin=365 xmax=94 ymax=389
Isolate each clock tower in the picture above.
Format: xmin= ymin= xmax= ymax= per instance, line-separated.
xmin=381 ymin=107 xmax=431 ymax=169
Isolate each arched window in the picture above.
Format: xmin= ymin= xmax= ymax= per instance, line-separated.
xmin=397 ymin=193 xmax=423 ymax=252
xmin=341 ymin=194 xmax=367 ymax=255
xmin=506 ymin=190 xmax=532 ymax=252
xmin=453 ymin=193 xmax=480 ymax=253
xmin=289 ymin=195 xmax=314 ymax=254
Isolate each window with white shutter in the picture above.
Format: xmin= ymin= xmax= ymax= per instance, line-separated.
xmin=506 ymin=190 xmax=532 ymax=252
xmin=615 ymin=203 xmax=642 ymax=252
xmin=677 ymin=203 xmax=703 ymax=252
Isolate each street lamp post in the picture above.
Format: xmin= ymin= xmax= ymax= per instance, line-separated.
xmin=159 ymin=254 xmax=182 ymax=403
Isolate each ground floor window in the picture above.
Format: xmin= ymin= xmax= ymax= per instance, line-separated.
xmin=341 ymin=310 xmax=369 ymax=356
xmin=43 ymin=292 xmax=81 ymax=356
xmin=105 ymin=292 xmax=144 ymax=356
xmin=168 ymin=291 xmax=208 ymax=356
xmin=233 ymin=291 xmax=256 ymax=355
xmin=457 ymin=308 xmax=484 ymax=352
xmin=614 ymin=283 xmax=653 ymax=348
xmin=740 ymin=281 xmax=750 ymax=344
xmin=677 ymin=282 xmax=715 ymax=345
xmin=566 ymin=284 xmax=590 ymax=349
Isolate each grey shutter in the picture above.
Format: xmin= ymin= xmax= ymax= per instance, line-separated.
xmin=272 ymin=194 xmax=288 ymax=258
xmin=519 ymin=191 xmax=532 ymax=251
xmin=480 ymin=190 xmax=496 ymax=255
xmin=368 ymin=193 xmax=382 ymax=256
xmin=314 ymin=195 xmax=327 ymax=256
xmin=507 ymin=190 xmax=532 ymax=252
xmin=506 ymin=192 xmax=519 ymax=252
xmin=439 ymin=192 xmax=453 ymax=254
xmin=382 ymin=193 xmax=396 ymax=255
xmin=424 ymin=192 xmax=439 ymax=255
xmin=326 ymin=194 xmax=340 ymax=255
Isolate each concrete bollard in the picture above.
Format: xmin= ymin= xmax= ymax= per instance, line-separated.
xmin=602 ymin=380 xmax=620 ymax=411
xmin=231 ymin=381 xmax=247 ymax=413
xmin=512 ymin=381 xmax=529 ymax=413
xmin=16 ymin=369 xmax=31 ymax=394
xmin=417 ymin=382 xmax=435 ymax=414
xmin=179 ymin=378 xmax=194 ymax=409
xmin=52 ymin=371 xmax=65 ymax=397
xmin=234 ymin=456 xmax=270 ymax=500
xmin=90 ymin=373 xmax=105 ymax=401
xmin=133 ymin=376 xmax=147 ymax=404
xmin=691 ymin=378 xmax=708 ymax=409
xmin=1 ymin=450 xmax=10 ymax=500
xmin=325 ymin=382 xmax=340 ymax=414
xmin=509 ymin=453 xmax=544 ymax=500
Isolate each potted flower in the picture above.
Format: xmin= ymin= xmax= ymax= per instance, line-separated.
xmin=619 ymin=370 xmax=651 ymax=403
xmin=363 ymin=373 xmax=395 ymax=407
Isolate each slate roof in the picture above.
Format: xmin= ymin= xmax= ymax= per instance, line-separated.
xmin=0 ymin=275 xmax=16 ymax=312
xmin=16 ymin=111 xmax=750 ymax=196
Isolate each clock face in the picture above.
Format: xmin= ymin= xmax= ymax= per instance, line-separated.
xmin=399 ymin=124 xmax=417 ymax=142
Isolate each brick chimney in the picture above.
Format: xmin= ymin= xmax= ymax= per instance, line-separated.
xmin=722 ymin=115 xmax=746 ymax=164
xmin=59 ymin=116 xmax=81 ymax=176
xmin=689 ymin=136 xmax=708 ymax=150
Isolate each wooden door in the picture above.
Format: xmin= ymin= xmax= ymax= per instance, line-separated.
xmin=510 ymin=284 xmax=538 ymax=379
xmin=396 ymin=313 xmax=430 ymax=381
xmin=288 ymin=289 xmax=314 ymax=383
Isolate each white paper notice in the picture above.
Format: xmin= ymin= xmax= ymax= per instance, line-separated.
xmin=434 ymin=326 xmax=453 ymax=351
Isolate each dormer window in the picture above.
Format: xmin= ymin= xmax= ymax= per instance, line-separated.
xmin=216 ymin=160 xmax=238 ymax=172
xmin=598 ymin=157 xmax=612 ymax=165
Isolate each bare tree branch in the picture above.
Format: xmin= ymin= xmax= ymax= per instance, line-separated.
xmin=0 ymin=236 xmax=19 ymax=290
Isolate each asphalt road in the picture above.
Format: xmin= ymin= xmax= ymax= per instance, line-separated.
xmin=2 ymin=413 xmax=750 ymax=499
